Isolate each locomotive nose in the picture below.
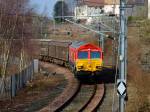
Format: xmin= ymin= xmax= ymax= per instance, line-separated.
xmin=88 ymin=61 xmax=92 ymax=67
xmin=88 ymin=61 xmax=91 ymax=64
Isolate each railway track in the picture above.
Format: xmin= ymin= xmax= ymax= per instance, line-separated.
xmin=80 ymin=83 xmax=104 ymax=112
xmin=39 ymin=62 xmax=105 ymax=112
xmin=62 ymin=83 xmax=104 ymax=112
xmin=39 ymin=62 xmax=80 ymax=112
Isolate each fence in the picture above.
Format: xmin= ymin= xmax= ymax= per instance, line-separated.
xmin=0 ymin=60 xmax=38 ymax=99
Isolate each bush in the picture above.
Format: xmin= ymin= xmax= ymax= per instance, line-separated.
xmin=128 ymin=16 xmax=133 ymax=22
xmin=53 ymin=1 xmax=69 ymax=23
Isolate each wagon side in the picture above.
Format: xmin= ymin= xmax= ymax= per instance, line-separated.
xmin=40 ymin=40 xmax=49 ymax=61
xmin=48 ymin=41 xmax=72 ymax=65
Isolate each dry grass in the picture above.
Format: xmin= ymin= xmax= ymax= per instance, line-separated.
xmin=48 ymin=23 xmax=99 ymax=44
xmin=47 ymin=22 xmax=150 ymax=111
xmin=0 ymin=73 xmax=66 ymax=111
xmin=126 ymin=25 xmax=150 ymax=112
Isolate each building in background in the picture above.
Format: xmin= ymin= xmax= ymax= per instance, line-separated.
xmin=126 ymin=0 xmax=147 ymax=18
xmin=69 ymin=0 xmax=149 ymax=21
xmin=74 ymin=0 xmax=120 ymax=20
xmin=148 ymin=0 xmax=150 ymax=19
xmin=74 ymin=0 xmax=104 ymax=24
xmin=104 ymin=0 xmax=120 ymax=15
xmin=74 ymin=0 xmax=104 ymax=20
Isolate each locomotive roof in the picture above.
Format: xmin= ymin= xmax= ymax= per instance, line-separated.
xmin=70 ymin=41 xmax=86 ymax=48
xmin=71 ymin=41 xmax=102 ymax=51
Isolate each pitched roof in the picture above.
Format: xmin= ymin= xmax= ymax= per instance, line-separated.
xmin=127 ymin=0 xmax=145 ymax=5
xmin=88 ymin=0 xmax=145 ymax=5
xmin=104 ymin=0 xmax=120 ymax=5
xmin=77 ymin=0 xmax=145 ymax=6
xmin=77 ymin=0 xmax=104 ymax=7
xmin=78 ymin=43 xmax=102 ymax=51
xmin=84 ymin=0 xmax=104 ymax=4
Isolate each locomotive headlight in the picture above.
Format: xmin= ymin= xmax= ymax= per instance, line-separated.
xmin=96 ymin=66 xmax=101 ymax=69
xmin=78 ymin=66 xmax=83 ymax=69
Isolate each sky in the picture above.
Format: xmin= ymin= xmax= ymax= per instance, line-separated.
xmin=29 ymin=0 xmax=57 ymax=17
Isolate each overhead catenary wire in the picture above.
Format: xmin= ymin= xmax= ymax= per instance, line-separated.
xmin=112 ymin=40 xmax=119 ymax=112
xmin=64 ymin=18 xmax=115 ymax=39
xmin=111 ymin=0 xmax=119 ymax=111
xmin=60 ymin=1 xmax=120 ymax=111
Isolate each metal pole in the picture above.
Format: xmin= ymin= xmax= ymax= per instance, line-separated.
xmin=62 ymin=0 xmax=64 ymax=22
xmin=41 ymin=21 xmax=43 ymax=37
xmin=98 ymin=22 xmax=104 ymax=52
xmin=119 ymin=0 xmax=127 ymax=112
xmin=113 ymin=0 xmax=116 ymax=14
xmin=53 ymin=19 xmax=56 ymax=37
xmin=101 ymin=34 xmax=104 ymax=52
xmin=148 ymin=0 xmax=150 ymax=19
xmin=112 ymin=17 xmax=117 ymax=67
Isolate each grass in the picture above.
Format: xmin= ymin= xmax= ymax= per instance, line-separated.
xmin=138 ymin=101 xmax=150 ymax=112
xmin=24 ymin=80 xmax=67 ymax=112
xmin=0 ymin=73 xmax=67 ymax=112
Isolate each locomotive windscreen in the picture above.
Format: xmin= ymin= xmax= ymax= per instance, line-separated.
xmin=90 ymin=51 xmax=101 ymax=59
xmin=78 ymin=51 xmax=88 ymax=59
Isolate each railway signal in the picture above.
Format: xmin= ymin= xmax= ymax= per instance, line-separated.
xmin=117 ymin=80 xmax=126 ymax=96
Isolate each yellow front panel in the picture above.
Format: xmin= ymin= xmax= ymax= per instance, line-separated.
xmin=76 ymin=59 xmax=103 ymax=72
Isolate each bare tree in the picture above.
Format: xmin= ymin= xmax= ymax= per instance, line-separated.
xmin=0 ymin=0 xmax=40 ymax=95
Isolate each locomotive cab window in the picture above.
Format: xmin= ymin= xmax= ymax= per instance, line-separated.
xmin=78 ymin=51 xmax=88 ymax=59
xmin=91 ymin=51 xmax=100 ymax=59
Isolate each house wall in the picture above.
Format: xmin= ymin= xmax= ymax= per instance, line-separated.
xmin=75 ymin=5 xmax=88 ymax=19
xmin=126 ymin=6 xmax=147 ymax=18
xmin=126 ymin=0 xmax=148 ymax=18
xmin=104 ymin=5 xmax=119 ymax=15
xmin=75 ymin=5 xmax=103 ymax=19
xmin=74 ymin=0 xmax=149 ymax=20
xmin=104 ymin=0 xmax=120 ymax=5
xmin=148 ymin=0 xmax=150 ymax=19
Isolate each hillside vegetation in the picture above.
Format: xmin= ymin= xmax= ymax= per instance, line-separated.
xmin=126 ymin=19 xmax=150 ymax=112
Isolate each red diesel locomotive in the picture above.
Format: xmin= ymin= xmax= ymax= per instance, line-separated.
xmin=40 ymin=40 xmax=103 ymax=76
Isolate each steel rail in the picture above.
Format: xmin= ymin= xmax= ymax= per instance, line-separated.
xmin=79 ymin=83 xmax=104 ymax=112
xmin=78 ymin=84 xmax=97 ymax=112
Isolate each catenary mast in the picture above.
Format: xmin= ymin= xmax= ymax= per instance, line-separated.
xmin=118 ymin=0 xmax=127 ymax=112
